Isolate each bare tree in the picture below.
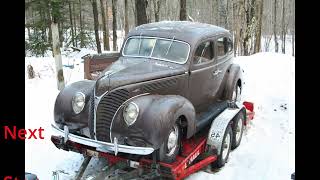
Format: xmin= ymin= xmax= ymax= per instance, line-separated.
xmin=100 ymin=0 xmax=110 ymax=50
xmin=273 ymin=0 xmax=278 ymax=52
xmin=124 ymin=0 xmax=129 ymax=36
xmin=72 ymin=2 xmax=77 ymax=47
xmin=179 ymin=0 xmax=187 ymax=20
xmin=51 ymin=0 xmax=65 ymax=90
xmin=254 ymin=0 xmax=263 ymax=53
xmin=68 ymin=1 xmax=75 ymax=47
xmin=79 ymin=0 xmax=84 ymax=48
xmin=291 ymin=0 xmax=294 ymax=56
xmin=112 ymin=0 xmax=118 ymax=51
xmin=92 ymin=0 xmax=102 ymax=53
xmin=135 ymin=0 xmax=148 ymax=25
xmin=105 ymin=0 xmax=111 ymax=49
xmin=153 ymin=0 xmax=161 ymax=22
xmin=281 ymin=0 xmax=286 ymax=53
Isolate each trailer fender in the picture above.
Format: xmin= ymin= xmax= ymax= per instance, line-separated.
xmin=206 ymin=104 xmax=245 ymax=155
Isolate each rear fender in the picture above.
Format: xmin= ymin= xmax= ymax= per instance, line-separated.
xmin=223 ymin=63 xmax=243 ymax=100
xmin=207 ymin=104 xmax=246 ymax=155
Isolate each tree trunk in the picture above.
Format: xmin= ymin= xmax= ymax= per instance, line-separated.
xmin=124 ymin=0 xmax=129 ymax=36
xmin=79 ymin=0 xmax=85 ymax=48
xmin=292 ymin=31 xmax=294 ymax=56
xmin=135 ymin=0 xmax=148 ymax=26
xmin=254 ymin=0 xmax=263 ymax=53
xmin=179 ymin=0 xmax=187 ymax=21
xmin=68 ymin=1 xmax=75 ymax=47
xmin=153 ymin=0 xmax=160 ymax=22
xmin=112 ymin=0 xmax=118 ymax=51
xmin=131 ymin=0 xmax=137 ymax=26
xmin=281 ymin=0 xmax=285 ymax=53
xmin=292 ymin=0 xmax=294 ymax=56
xmin=73 ymin=2 xmax=77 ymax=47
xmin=45 ymin=0 xmax=52 ymax=45
xmin=273 ymin=0 xmax=278 ymax=52
xmin=92 ymin=0 xmax=102 ymax=53
xmin=52 ymin=23 xmax=65 ymax=90
xmin=105 ymin=0 xmax=110 ymax=50
xmin=58 ymin=22 xmax=63 ymax=47
xmin=100 ymin=0 xmax=110 ymax=50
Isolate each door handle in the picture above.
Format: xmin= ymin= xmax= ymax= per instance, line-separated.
xmin=212 ymin=69 xmax=222 ymax=76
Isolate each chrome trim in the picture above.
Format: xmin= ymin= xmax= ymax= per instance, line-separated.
xmin=109 ymin=93 xmax=150 ymax=142
xmin=122 ymin=36 xmax=191 ymax=65
xmin=191 ymin=58 xmax=230 ymax=73
xmin=93 ymin=87 xmax=110 ymax=140
xmin=51 ymin=124 xmax=154 ymax=155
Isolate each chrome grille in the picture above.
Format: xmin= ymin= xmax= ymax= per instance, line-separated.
xmin=95 ymin=89 xmax=129 ymax=142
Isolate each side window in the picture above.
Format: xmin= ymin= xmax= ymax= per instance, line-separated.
xmin=217 ymin=37 xmax=226 ymax=57
xmin=193 ymin=41 xmax=214 ymax=64
xmin=217 ymin=37 xmax=233 ymax=57
xmin=227 ymin=37 xmax=233 ymax=53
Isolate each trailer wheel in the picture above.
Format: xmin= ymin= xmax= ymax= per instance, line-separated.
xmin=231 ymin=111 xmax=245 ymax=150
xmin=216 ymin=125 xmax=233 ymax=168
xmin=158 ymin=123 xmax=181 ymax=163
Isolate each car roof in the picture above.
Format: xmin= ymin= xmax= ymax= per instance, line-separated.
xmin=127 ymin=21 xmax=231 ymax=46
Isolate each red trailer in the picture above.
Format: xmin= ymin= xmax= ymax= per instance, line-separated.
xmin=51 ymin=101 xmax=255 ymax=180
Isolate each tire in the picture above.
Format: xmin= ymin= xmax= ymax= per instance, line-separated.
xmin=158 ymin=123 xmax=181 ymax=163
xmin=216 ymin=125 xmax=233 ymax=168
xmin=229 ymin=84 xmax=241 ymax=102
xmin=231 ymin=111 xmax=245 ymax=150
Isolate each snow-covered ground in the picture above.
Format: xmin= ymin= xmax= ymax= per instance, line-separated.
xmin=25 ymin=49 xmax=294 ymax=179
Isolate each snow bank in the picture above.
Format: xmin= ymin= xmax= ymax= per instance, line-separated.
xmin=25 ymin=52 xmax=294 ymax=180
xmin=188 ymin=52 xmax=295 ymax=180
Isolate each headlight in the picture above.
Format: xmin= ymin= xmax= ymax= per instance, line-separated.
xmin=72 ymin=92 xmax=86 ymax=114
xmin=123 ymin=102 xmax=139 ymax=126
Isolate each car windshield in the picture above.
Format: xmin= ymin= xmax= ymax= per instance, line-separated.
xmin=122 ymin=36 xmax=190 ymax=64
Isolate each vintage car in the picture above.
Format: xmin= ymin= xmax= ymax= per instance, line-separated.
xmin=52 ymin=21 xmax=243 ymax=164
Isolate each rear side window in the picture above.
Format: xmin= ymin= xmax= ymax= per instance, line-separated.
xmin=217 ymin=37 xmax=233 ymax=57
xmin=193 ymin=41 xmax=214 ymax=64
xmin=217 ymin=38 xmax=226 ymax=57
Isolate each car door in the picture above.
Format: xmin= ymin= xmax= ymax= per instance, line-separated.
xmin=214 ymin=36 xmax=234 ymax=98
xmin=188 ymin=39 xmax=218 ymax=112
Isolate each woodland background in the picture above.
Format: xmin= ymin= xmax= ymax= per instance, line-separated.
xmin=25 ymin=0 xmax=295 ymax=57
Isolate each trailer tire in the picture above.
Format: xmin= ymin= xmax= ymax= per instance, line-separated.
xmin=216 ymin=124 xmax=233 ymax=168
xmin=231 ymin=111 xmax=245 ymax=150
xmin=158 ymin=123 xmax=181 ymax=163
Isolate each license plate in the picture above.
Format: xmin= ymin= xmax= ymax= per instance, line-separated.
xmin=86 ymin=149 xmax=99 ymax=157
xmin=129 ymin=160 xmax=140 ymax=168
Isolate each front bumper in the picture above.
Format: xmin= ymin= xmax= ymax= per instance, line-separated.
xmin=51 ymin=124 xmax=154 ymax=155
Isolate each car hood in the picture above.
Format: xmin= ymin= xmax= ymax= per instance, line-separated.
xmin=95 ymin=57 xmax=187 ymax=96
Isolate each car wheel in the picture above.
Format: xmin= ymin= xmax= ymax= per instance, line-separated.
xmin=216 ymin=124 xmax=233 ymax=168
xmin=158 ymin=123 xmax=181 ymax=163
xmin=231 ymin=84 xmax=241 ymax=102
xmin=231 ymin=111 xmax=245 ymax=150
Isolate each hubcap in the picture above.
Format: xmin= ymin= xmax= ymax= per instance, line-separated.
xmin=236 ymin=118 xmax=243 ymax=143
xmin=222 ymin=133 xmax=231 ymax=160
xmin=166 ymin=125 xmax=179 ymax=156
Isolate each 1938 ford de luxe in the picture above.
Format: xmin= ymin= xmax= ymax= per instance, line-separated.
xmin=52 ymin=21 xmax=243 ymax=163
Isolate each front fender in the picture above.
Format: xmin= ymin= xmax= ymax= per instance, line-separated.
xmin=54 ymin=80 xmax=95 ymax=130
xmin=111 ymin=95 xmax=196 ymax=149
